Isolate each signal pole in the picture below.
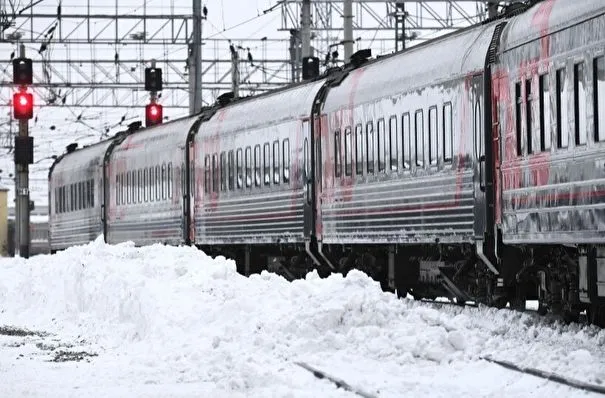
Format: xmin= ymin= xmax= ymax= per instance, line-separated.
xmin=14 ymin=43 xmax=32 ymax=258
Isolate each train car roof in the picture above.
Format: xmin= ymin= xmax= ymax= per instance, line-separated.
xmin=112 ymin=114 xmax=201 ymax=156
xmin=49 ymin=139 xmax=114 ymax=179
xmin=197 ymin=78 xmax=327 ymax=137
xmin=321 ymin=19 xmax=501 ymax=113
xmin=501 ymin=0 xmax=605 ymax=52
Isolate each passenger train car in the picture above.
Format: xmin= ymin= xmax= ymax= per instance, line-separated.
xmin=48 ymin=0 xmax=605 ymax=327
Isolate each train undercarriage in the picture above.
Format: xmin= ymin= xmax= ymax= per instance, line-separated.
xmin=200 ymin=241 xmax=605 ymax=328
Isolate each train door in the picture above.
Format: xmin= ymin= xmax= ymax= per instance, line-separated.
xmin=302 ymin=119 xmax=314 ymax=238
xmin=471 ymin=74 xmax=487 ymax=238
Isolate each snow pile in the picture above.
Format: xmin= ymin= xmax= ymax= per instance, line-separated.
xmin=1 ymin=238 xmax=604 ymax=397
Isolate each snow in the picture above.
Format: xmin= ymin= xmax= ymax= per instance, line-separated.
xmin=1 ymin=238 xmax=605 ymax=397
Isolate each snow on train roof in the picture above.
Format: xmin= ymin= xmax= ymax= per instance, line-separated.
xmin=322 ymin=21 xmax=499 ymax=113
xmin=112 ymin=115 xmax=200 ymax=155
xmin=501 ymin=0 xmax=605 ymax=51
xmin=51 ymin=139 xmax=113 ymax=176
xmin=199 ymin=79 xmax=326 ymax=136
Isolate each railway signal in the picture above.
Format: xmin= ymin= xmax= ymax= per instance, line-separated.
xmin=13 ymin=91 xmax=33 ymax=120
xmin=145 ymin=102 xmax=163 ymax=127
xmin=144 ymin=60 xmax=163 ymax=127
xmin=11 ymin=45 xmax=33 ymax=259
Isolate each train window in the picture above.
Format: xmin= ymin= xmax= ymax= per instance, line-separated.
xmin=236 ymin=148 xmax=243 ymax=189
xmin=334 ymin=130 xmax=342 ymax=178
xmin=273 ymin=141 xmax=280 ymax=185
xmin=556 ymin=68 xmax=569 ymax=148
xmin=429 ymin=106 xmax=438 ymax=165
xmin=355 ymin=124 xmax=364 ymax=175
xmin=443 ymin=103 xmax=453 ymax=162
xmin=539 ymin=74 xmax=552 ymax=151
xmin=156 ymin=165 xmax=161 ymax=200
xmin=63 ymin=186 xmax=67 ymax=212
xmin=526 ymin=78 xmax=533 ymax=154
xmin=167 ymin=163 xmax=173 ymax=199
xmin=254 ymin=144 xmax=261 ymax=187
xmin=344 ymin=127 xmax=352 ymax=176
xmin=389 ymin=116 xmax=398 ymax=171
xmin=220 ymin=152 xmax=227 ymax=192
xmin=228 ymin=151 xmax=234 ymax=190
xmin=115 ymin=176 xmax=119 ymax=206
xmin=263 ymin=143 xmax=270 ymax=185
xmin=204 ymin=156 xmax=210 ymax=193
xmin=245 ymin=146 xmax=252 ymax=187
xmin=516 ymin=82 xmax=523 ymax=155
xmin=415 ymin=110 xmax=424 ymax=167
xmin=366 ymin=122 xmax=374 ymax=174
xmin=594 ymin=56 xmax=605 ymax=142
xmin=162 ymin=163 xmax=167 ymax=200
xmin=148 ymin=168 xmax=153 ymax=202
xmin=212 ymin=154 xmax=219 ymax=193
xmin=376 ymin=119 xmax=386 ymax=172
xmin=283 ymin=139 xmax=290 ymax=183
xmin=143 ymin=169 xmax=148 ymax=202
xmin=127 ymin=173 xmax=132 ymax=204
xmin=402 ymin=113 xmax=410 ymax=169
xmin=574 ymin=62 xmax=587 ymax=146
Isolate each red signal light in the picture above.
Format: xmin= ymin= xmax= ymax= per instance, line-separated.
xmin=145 ymin=103 xmax=163 ymax=127
xmin=13 ymin=91 xmax=33 ymax=120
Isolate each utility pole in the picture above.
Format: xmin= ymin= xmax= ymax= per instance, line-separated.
xmin=189 ymin=0 xmax=203 ymax=115
xmin=289 ymin=29 xmax=301 ymax=82
xmin=13 ymin=43 xmax=33 ymax=259
xmin=301 ymin=0 xmax=312 ymax=59
xmin=231 ymin=49 xmax=240 ymax=98
xmin=394 ymin=2 xmax=407 ymax=52
xmin=343 ymin=0 xmax=354 ymax=63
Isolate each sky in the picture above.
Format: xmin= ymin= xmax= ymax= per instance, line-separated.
xmin=1 ymin=238 xmax=605 ymax=397
xmin=0 ymin=0 xmax=484 ymax=208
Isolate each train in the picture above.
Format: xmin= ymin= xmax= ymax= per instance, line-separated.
xmin=48 ymin=0 xmax=605 ymax=327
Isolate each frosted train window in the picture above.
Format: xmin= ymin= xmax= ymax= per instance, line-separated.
xmin=137 ymin=170 xmax=142 ymax=203
xmin=212 ymin=155 xmax=218 ymax=193
xmin=443 ymin=103 xmax=453 ymax=162
xmin=126 ymin=173 xmax=131 ymax=204
xmin=389 ymin=116 xmax=398 ymax=171
xmin=283 ymin=139 xmax=290 ymax=183
xmin=415 ymin=110 xmax=424 ymax=167
xmin=167 ymin=163 xmax=173 ymax=199
xmin=402 ymin=113 xmax=410 ymax=169
xmin=143 ymin=169 xmax=149 ymax=202
xmin=245 ymin=147 xmax=252 ymax=188
xmin=236 ymin=148 xmax=243 ymax=189
xmin=556 ymin=68 xmax=569 ymax=148
xmin=220 ymin=152 xmax=227 ymax=192
xmin=156 ymin=165 xmax=161 ymax=200
xmin=204 ymin=156 xmax=210 ymax=193
xmin=574 ymin=62 xmax=587 ymax=146
xmin=334 ymin=130 xmax=342 ymax=178
xmin=594 ymin=57 xmax=605 ymax=142
xmin=228 ymin=151 xmax=234 ymax=190
xmin=273 ymin=141 xmax=280 ymax=185
xmin=539 ymin=74 xmax=552 ymax=151
xmin=263 ymin=143 xmax=271 ymax=185
xmin=377 ymin=119 xmax=386 ymax=172
xmin=344 ymin=127 xmax=352 ymax=176
xmin=355 ymin=124 xmax=364 ymax=175
xmin=429 ymin=106 xmax=438 ymax=165
xmin=366 ymin=122 xmax=374 ymax=174
xmin=254 ymin=145 xmax=261 ymax=187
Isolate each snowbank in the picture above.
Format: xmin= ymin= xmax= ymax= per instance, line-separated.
xmin=0 ymin=238 xmax=604 ymax=397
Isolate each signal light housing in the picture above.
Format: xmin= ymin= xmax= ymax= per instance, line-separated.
xmin=144 ymin=67 xmax=163 ymax=92
xmin=145 ymin=103 xmax=163 ymax=127
xmin=12 ymin=58 xmax=33 ymax=86
xmin=13 ymin=91 xmax=33 ymax=120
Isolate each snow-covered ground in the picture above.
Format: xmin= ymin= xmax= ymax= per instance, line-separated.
xmin=1 ymin=238 xmax=604 ymax=397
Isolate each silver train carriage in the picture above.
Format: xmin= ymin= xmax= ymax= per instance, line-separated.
xmin=493 ymin=0 xmax=605 ymax=322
